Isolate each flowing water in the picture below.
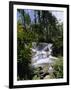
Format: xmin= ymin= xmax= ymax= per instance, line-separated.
xmin=31 ymin=43 xmax=57 ymax=65
xmin=31 ymin=42 xmax=58 ymax=74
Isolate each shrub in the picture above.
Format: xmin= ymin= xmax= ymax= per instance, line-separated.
xmin=52 ymin=57 xmax=63 ymax=78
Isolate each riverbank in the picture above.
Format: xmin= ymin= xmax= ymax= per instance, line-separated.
xmin=32 ymin=56 xmax=63 ymax=80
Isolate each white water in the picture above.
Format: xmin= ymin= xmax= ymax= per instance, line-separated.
xmin=31 ymin=43 xmax=57 ymax=67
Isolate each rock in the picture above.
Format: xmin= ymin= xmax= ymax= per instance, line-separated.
xmin=48 ymin=66 xmax=53 ymax=74
xmin=44 ymin=75 xmax=51 ymax=79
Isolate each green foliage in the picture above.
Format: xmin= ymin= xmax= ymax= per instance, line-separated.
xmin=17 ymin=20 xmax=34 ymax=80
xmin=52 ymin=57 xmax=63 ymax=78
xmin=24 ymin=13 xmax=31 ymax=25
xmin=52 ymin=23 xmax=63 ymax=56
xmin=32 ymin=75 xmax=40 ymax=80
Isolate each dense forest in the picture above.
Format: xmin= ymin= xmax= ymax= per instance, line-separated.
xmin=17 ymin=9 xmax=63 ymax=80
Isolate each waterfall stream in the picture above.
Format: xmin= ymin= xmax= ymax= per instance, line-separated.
xmin=31 ymin=42 xmax=58 ymax=74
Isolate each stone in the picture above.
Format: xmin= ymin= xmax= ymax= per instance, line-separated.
xmin=44 ymin=75 xmax=51 ymax=79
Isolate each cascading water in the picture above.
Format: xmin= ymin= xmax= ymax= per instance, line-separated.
xmin=31 ymin=43 xmax=56 ymax=64
xmin=31 ymin=42 xmax=58 ymax=75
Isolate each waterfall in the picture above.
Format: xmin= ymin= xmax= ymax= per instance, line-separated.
xmin=31 ymin=43 xmax=58 ymax=67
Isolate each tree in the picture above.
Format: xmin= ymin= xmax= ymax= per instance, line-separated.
xmin=17 ymin=17 xmax=33 ymax=80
